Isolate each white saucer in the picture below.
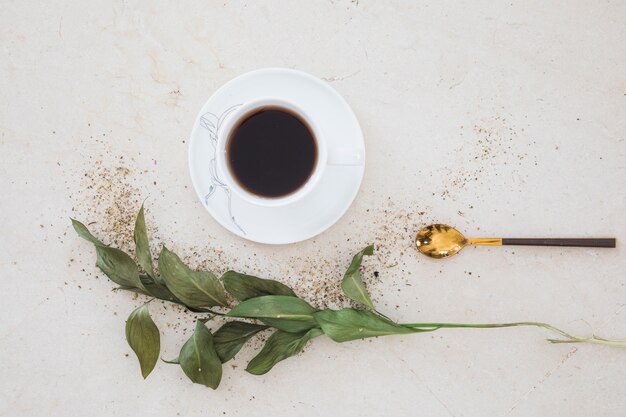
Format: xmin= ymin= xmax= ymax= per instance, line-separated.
xmin=188 ymin=68 xmax=365 ymax=244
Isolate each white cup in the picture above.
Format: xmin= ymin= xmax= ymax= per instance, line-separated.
xmin=216 ymin=98 xmax=364 ymax=207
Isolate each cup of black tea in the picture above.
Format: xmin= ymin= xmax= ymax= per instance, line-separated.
xmin=216 ymin=98 xmax=364 ymax=207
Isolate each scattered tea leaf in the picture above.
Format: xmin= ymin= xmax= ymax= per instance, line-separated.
xmin=314 ymin=308 xmax=421 ymax=342
xmin=341 ymin=245 xmax=375 ymax=309
xmin=222 ymin=271 xmax=296 ymax=301
xmin=213 ymin=321 xmax=268 ymax=362
xmin=133 ymin=205 xmax=155 ymax=279
xmin=178 ymin=320 xmax=222 ymax=389
xmin=227 ymin=295 xmax=318 ymax=333
xmin=246 ymin=328 xmax=323 ymax=375
xmin=158 ymin=246 xmax=228 ymax=308
xmin=125 ymin=304 xmax=160 ymax=379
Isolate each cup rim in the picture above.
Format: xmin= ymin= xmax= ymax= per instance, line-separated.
xmin=215 ymin=98 xmax=327 ymax=207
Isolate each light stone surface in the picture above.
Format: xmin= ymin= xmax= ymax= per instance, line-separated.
xmin=1 ymin=1 xmax=625 ymax=416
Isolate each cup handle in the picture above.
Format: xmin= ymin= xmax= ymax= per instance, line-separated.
xmin=328 ymin=148 xmax=365 ymax=166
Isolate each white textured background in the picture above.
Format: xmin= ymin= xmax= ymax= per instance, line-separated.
xmin=1 ymin=1 xmax=625 ymax=416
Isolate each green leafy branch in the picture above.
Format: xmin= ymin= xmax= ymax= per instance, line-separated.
xmin=71 ymin=206 xmax=626 ymax=389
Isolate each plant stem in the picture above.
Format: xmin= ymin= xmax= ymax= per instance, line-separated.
xmin=375 ymin=309 xmax=393 ymax=322
xmin=400 ymin=321 xmax=626 ymax=347
xmin=202 ymin=309 xmax=226 ymax=316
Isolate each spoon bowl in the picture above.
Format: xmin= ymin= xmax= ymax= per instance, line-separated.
xmin=415 ymin=224 xmax=467 ymax=258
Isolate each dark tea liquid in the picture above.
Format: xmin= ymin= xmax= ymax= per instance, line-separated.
xmin=227 ymin=107 xmax=318 ymax=198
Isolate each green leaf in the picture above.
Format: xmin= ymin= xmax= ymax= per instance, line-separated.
xmin=314 ymin=308 xmax=421 ymax=342
xmin=341 ymin=245 xmax=375 ymax=309
xmin=133 ymin=205 xmax=155 ymax=279
xmin=125 ymin=304 xmax=160 ymax=379
xmin=96 ymin=246 xmax=143 ymax=289
xmin=226 ymin=295 xmax=318 ymax=333
xmin=158 ymin=247 xmax=228 ymax=308
xmin=246 ymin=328 xmax=323 ymax=375
xmin=126 ymin=277 xmax=215 ymax=313
xmin=222 ymin=271 xmax=296 ymax=301
xmin=138 ymin=274 xmax=177 ymax=301
xmin=71 ymin=219 xmax=144 ymax=289
xmin=213 ymin=321 xmax=268 ymax=362
xmin=178 ymin=320 xmax=222 ymax=389
xmin=71 ymin=218 xmax=105 ymax=246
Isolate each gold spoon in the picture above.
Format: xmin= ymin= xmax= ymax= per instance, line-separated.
xmin=415 ymin=224 xmax=616 ymax=259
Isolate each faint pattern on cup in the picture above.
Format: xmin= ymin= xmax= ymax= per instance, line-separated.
xmin=199 ymin=104 xmax=246 ymax=235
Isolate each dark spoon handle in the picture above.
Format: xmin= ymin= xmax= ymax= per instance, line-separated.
xmin=501 ymin=238 xmax=616 ymax=248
